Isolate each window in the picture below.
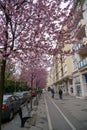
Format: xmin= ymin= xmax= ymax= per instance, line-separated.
xmin=75 ymin=76 xmax=80 ymax=84
xmin=64 ymin=65 xmax=67 ymax=73
xmin=73 ymin=61 xmax=78 ymax=70
xmin=69 ymin=79 xmax=73 ymax=85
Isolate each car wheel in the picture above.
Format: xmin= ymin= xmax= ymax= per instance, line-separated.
xmin=9 ymin=110 xmax=14 ymax=120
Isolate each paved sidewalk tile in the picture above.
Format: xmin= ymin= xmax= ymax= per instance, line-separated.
xmin=25 ymin=95 xmax=49 ymax=130
xmin=54 ymin=93 xmax=87 ymax=129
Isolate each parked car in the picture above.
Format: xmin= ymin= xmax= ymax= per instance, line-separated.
xmin=22 ymin=91 xmax=31 ymax=103
xmin=2 ymin=95 xmax=21 ymax=121
xmin=14 ymin=92 xmax=25 ymax=104
xmin=14 ymin=91 xmax=31 ymax=104
xmin=31 ymin=90 xmax=36 ymax=97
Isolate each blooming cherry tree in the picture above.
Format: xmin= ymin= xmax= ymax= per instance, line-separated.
xmin=0 ymin=0 xmax=82 ymax=128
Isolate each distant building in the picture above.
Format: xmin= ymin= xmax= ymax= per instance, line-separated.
xmin=51 ymin=44 xmax=73 ymax=95
xmin=47 ymin=70 xmax=51 ymax=90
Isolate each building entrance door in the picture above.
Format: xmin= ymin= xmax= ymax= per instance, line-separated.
xmin=76 ymin=85 xmax=81 ymax=96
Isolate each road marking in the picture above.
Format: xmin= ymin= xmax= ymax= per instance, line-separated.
xmin=49 ymin=96 xmax=77 ymax=130
xmin=44 ymin=96 xmax=53 ymax=130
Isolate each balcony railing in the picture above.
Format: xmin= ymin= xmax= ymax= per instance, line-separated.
xmin=78 ymin=57 xmax=87 ymax=69
xmin=72 ymin=41 xmax=83 ymax=51
xmin=76 ymin=43 xmax=83 ymax=50
xmin=77 ymin=43 xmax=87 ymax=55
xmin=73 ymin=19 xmax=86 ymax=40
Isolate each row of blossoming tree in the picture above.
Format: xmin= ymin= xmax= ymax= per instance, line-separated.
xmin=18 ymin=55 xmax=48 ymax=108
xmin=0 ymin=0 xmax=83 ymax=128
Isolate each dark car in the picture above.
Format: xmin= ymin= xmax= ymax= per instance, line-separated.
xmin=2 ymin=95 xmax=21 ymax=121
xmin=13 ymin=92 xmax=25 ymax=104
xmin=22 ymin=91 xmax=31 ymax=103
xmin=14 ymin=91 xmax=31 ymax=104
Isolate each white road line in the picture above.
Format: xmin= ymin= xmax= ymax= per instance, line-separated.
xmin=44 ymin=96 xmax=53 ymax=130
xmin=49 ymin=96 xmax=77 ymax=130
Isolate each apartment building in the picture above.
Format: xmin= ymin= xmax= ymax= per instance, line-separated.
xmin=51 ymin=44 xmax=74 ymax=95
xmin=50 ymin=0 xmax=87 ymax=98
xmin=72 ymin=0 xmax=87 ymax=98
xmin=46 ymin=70 xmax=51 ymax=88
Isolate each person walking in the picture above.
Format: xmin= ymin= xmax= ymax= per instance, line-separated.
xmin=51 ymin=88 xmax=55 ymax=98
xmin=59 ymin=89 xmax=63 ymax=99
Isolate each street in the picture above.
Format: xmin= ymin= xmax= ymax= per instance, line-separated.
xmin=0 ymin=1 xmax=87 ymax=130
xmin=1 ymin=92 xmax=87 ymax=130
xmin=1 ymin=96 xmax=48 ymax=130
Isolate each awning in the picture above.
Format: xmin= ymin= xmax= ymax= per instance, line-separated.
xmin=53 ymin=75 xmax=73 ymax=85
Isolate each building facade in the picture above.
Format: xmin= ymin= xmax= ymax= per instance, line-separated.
xmin=50 ymin=0 xmax=87 ymax=98
xmin=72 ymin=0 xmax=87 ymax=98
xmin=51 ymin=44 xmax=74 ymax=95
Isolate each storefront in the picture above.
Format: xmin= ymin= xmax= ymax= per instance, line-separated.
xmin=74 ymin=76 xmax=82 ymax=97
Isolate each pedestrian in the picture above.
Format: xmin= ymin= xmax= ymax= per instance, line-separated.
xmin=59 ymin=89 xmax=63 ymax=99
xmin=51 ymin=88 xmax=55 ymax=98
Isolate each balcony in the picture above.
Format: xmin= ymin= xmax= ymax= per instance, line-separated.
xmin=75 ymin=42 xmax=83 ymax=51
xmin=77 ymin=44 xmax=87 ymax=55
xmin=75 ymin=19 xmax=86 ymax=40
xmin=76 ymin=25 xmax=85 ymax=40
xmin=78 ymin=57 xmax=87 ymax=69
xmin=73 ymin=40 xmax=87 ymax=55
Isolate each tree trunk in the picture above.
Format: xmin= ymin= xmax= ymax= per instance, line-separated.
xmin=0 ymin=60 xmax=6 ymax=130
xmin=30 ymin=89 xmax=33 ymax=110
xmin=30 ymin=77 xmax=33 ymax=110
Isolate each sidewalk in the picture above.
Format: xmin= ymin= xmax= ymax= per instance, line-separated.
xmin=54 ymin=93 xmax=87 ymax=129
xmin=26 ymin=94 xmax=49 ymax=130
xmin=22 ymin=93 xmax=87 ymax=129
xmin=18 ymin=92 xmax=87 ymax=130
xmin=2 ymin=92 xmax=87 ymax=130
xmin=18 ymin=94 xmax=49 ymax=130
xmin=2 ymin=94 xmax=49 ymax=130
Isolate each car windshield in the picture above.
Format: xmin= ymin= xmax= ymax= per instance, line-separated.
xmin=3 ymin=95 xmax=11 ymax=104
xmin=14 ymin=93 xmax=23 ymax=97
